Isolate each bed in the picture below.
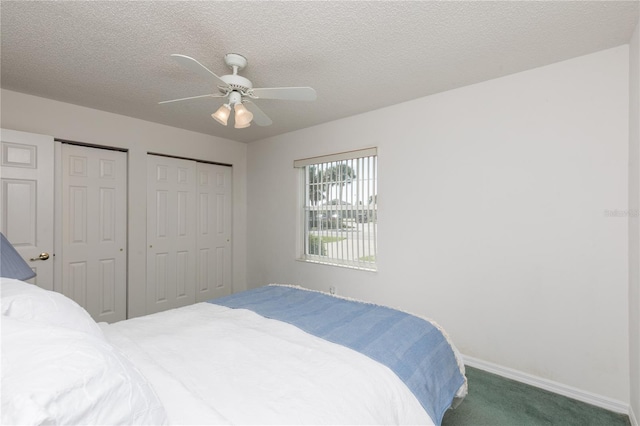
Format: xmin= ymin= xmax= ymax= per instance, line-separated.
xmin=1 ymin=278 xmax=467 ymax=425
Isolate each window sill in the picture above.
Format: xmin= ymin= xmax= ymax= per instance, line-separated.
xmin=296 ymin=257 xmax=377 ymax=272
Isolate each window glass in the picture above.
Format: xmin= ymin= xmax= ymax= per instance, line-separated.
xmin=296 ymin=149 xmax=377 ymax=270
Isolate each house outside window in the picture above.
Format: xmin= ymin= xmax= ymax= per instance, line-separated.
xmin=295 ymin=148 xmax=377 ymax=271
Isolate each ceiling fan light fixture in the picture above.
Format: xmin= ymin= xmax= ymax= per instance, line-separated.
xmin=163 ymin=53 xmax=316 ymax=129
xmin=234 ymin=103 xmax=254 ymax=127
xmin=212 ymin=104 xmax=231 ymax=125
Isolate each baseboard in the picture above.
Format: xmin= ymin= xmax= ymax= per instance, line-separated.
xmin=462 ymin=355 xmax=629 ymax=415
xmin=630 ymin=405 xmax=638 ymax=426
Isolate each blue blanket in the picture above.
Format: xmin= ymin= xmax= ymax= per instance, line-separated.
xmin=209 ymin=285 xmax=465 ymax=425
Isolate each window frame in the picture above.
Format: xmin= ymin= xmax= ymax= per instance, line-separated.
xmin=295 ymin=148 xmax=378 ymax=271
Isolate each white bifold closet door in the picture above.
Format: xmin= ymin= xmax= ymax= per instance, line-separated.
xmin=60 ymin=144 xmax=127 ymax=323
xmin=146 ymin=155 xmax=232 ymax=314
xmin=195 ymin=161 xmax=232 ymax=302
xmin=147 ymin=155 xmax=197 ymax=313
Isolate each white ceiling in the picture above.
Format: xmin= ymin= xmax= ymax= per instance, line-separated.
xmin=1 ymin=1 xmax=638 ymax=143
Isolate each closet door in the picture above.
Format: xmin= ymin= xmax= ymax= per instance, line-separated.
xmin=196 ymin=162 xmax=232 ymax=301
xmin=60 ymin=144 xmax=127 ymax=323
xmin=146 ymin=155 xmax=196 ymax=313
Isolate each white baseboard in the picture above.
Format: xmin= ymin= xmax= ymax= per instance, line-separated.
xmin=462 ymin=355 xmax=629 ymax=416
xmin=630 ymin=405 xmax=638 ymax=426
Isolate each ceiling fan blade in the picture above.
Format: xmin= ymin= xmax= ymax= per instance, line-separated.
xmin=244 ymin=101 xmax=273 ymax=126
xmin=170 ymin=54 xmax=228 ymax=88
xmin=249 ymin=87 xmax=316 ymax=102
xmin=158 ymin=94 xmax=226 ymax=104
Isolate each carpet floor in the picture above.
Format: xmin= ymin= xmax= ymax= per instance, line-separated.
xmin=442 ymin=366 xmax=630 ymax=426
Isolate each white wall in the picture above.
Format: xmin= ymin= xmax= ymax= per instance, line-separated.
xmin=0 ymin=89 xmax=248 ymax=318
xmin=629 ymin=17 xmax=640 ymax=426
xmin=247 ymin=46 xmax=630 ymax=404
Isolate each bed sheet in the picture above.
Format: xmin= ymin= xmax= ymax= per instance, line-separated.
xmin=101 ymin=302 xmax=435 ymax=425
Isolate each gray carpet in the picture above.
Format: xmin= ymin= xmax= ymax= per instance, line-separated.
xmin=442 ymin=366 xmax=630 ymax=426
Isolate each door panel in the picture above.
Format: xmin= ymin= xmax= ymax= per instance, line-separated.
xmin=0 ymin=129 xmax=54 ymax=289
xmin=146 ymin=155 xmax=196 ymax=313
xmin=196 ymin=162 xmax=232 ymax=301
xmin=61 ymin=144 xmax=127 ymax=323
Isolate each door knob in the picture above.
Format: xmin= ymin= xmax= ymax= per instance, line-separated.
xmin=30 ymin=252 xmax=50 ymax=261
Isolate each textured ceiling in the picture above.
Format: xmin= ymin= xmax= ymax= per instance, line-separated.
xmin=1 ymin=1 xmax=638 ymax=143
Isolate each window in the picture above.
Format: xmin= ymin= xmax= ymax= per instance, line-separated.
xmin=295 ymin=148 xmax=377 ymax=270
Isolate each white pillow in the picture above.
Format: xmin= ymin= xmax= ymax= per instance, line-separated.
xmin=1 ymin=316 xmax=168 ymax=425
xmin=0 ymin=278 xmax=104 ymax=339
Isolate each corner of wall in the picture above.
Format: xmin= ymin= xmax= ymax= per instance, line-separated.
xmin=629 ymin=15 xmax=640 ymax=426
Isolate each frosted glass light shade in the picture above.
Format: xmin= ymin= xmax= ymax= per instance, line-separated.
xmin=212 ymin=104 xmax=231 ymax=125
xmin=234 ymin=103 xmax=253 ymax=127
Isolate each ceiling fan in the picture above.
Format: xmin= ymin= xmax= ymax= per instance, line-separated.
xmin=159 ymin=53 xmax=317 ymax=129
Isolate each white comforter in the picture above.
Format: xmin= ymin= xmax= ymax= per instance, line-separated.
xmin=101 ymin=302 xmax=435 ymax=425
